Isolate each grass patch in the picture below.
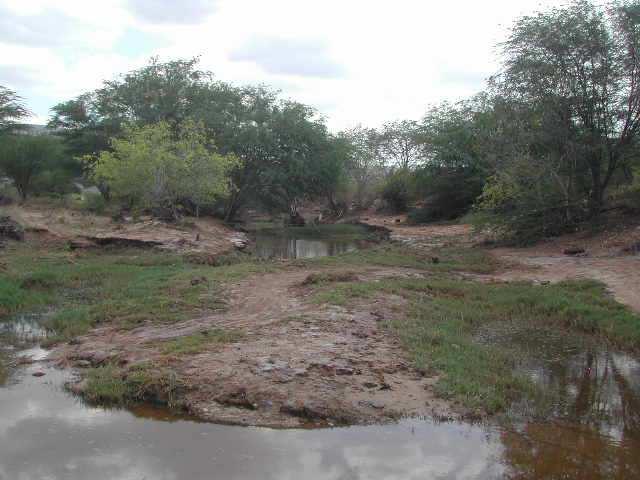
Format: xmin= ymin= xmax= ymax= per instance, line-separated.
xmin=314 ymin=275 xmax=640 ymax=413
xmin=161 ymin=329 xmax=244 ymax=355
xmin=0 ymin=240 xmax=274 ymax=342
xmin=84 ymin=363 xmax=182 ymax=407
xmin=303 ymin=243 xmax=498 ymax=274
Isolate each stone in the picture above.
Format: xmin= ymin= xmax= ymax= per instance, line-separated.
xmin=0 ymin=216 xmax=24 ymax=241
xmin=32 ymin=371 xmax=46 ymax=377
xmin=563 ymin=246 xmax=586 ymax=256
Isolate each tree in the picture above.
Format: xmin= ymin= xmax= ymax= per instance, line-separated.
xmin=254 ymin=101 xmax=335 ymax=221
xmin=0 ymin=135 xmax=66 ymax=200
xmin=379 ymin=120 xmax=423 ymax=170
xmin=0 ymin=86 xmax=29 ymax=132
xmin=410 ymin=98 xmax=492 ymax=222
xmin=341 ymin=126 xmax=385 ymax=208
xmin=48 ymin=93 xmax=113 ymax=157
xmin=49 ymin=58 xmax=340 ymax=221
xmin=494 ymin=0 xmax=640 ymax=215
xmin=90 ymin=121 xmax=238 ymax=218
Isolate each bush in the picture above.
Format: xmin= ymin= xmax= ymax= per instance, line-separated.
xmin=474 ymin=161 xmax=588 ymax=244
xmin=409 ymin=168 xmax=484 ymax=223
xmin=0 ymin=134 xmax=78 ymax=200
xmin=81 ymin=191 xmax=107 ymax=214
xmin=381 ymin=171 xmax=412 ymax=212
xmin=90 ymin=120 xmax=238 ymax=219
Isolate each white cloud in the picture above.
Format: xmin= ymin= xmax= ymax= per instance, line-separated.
xmin=0 ymin=0 xmax=569 ymax=130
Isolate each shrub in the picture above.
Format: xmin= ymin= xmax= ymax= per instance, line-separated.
xmin=89 ymin=120 xmax=238 ymax=219
xmin=381 ymin=170 xmax=412 ymax=212
xmin=409 ymin=168 xmax=484 ymax=223
xmin=81 ymin=191 xmax=107 ymax=214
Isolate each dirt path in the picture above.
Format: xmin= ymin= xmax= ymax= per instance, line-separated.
xmin=57 ymin=266 xmax=453 ymax=427
xmin=366 ymin=213 xmax=640 ymax=313
xmin=492 ymin=250 xmax=640 ymax=312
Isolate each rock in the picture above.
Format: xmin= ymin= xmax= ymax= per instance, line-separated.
xmin=563 ymin=246 xmax=586 ymax=256
xmin=286 ymin=213 xmax=306 ymax=227
xmin=75 ymin=360 xmax=92 ymax=368
xmin=360 ymin=400 xmax=385 ymax=409
xmin=335 ymin=366 xmax=354 ymax=376
xmin=0 ymin=216 xmax=24 ymax=241
xmin=32 ymin=371 xmax=46 ymax=377
xmin=363 ymin=382 xmax=378 ymax=389
xmin=66 ymin=379 xmax=88 ymax=395
xmin=190 ymin=276 xmax=208 ymax=286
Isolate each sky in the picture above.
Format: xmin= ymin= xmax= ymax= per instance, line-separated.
xmin=0 ymin=0 xmax=568 ymax=131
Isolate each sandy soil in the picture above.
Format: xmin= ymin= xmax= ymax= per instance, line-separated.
xmin=6 ymin=203 xmax=247 ymax=255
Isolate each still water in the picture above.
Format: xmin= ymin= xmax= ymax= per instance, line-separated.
xmin=251 ymin=226 xmax=367 ymax=259
xmin=1 ymin=321 xmax=640 ymax=479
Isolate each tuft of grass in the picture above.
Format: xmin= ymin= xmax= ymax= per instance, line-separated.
xmin=314 ymin=275 xmax=640 ymax=413
xmin=84 ymin=364 xmax=131 ymax=403
xmin=301 ymin=271 xmax=359 ymax=285
xmin=161 ymin=329 xmax=244 ymax=355
xmin=84 ymin=363 xmax=182 ymax=407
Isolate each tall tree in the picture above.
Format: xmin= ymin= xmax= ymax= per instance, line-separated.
xmin=494 ymin=0 xmax=640 ymax=215
xmin=0 ymin=135 xmax=66 ymax=200
xmin=0 ymin=86 xmax=29 ymax=133
xmin=379 ymin=119 xmax=423 ymax=170
xmin=341 ymin=125 xmax=385 ymax=208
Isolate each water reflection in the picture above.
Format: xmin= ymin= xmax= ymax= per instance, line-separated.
xmin=2 ymin=321 xmax=640 ymax=478
xmin=0 ymin=362 xmax=505 ymax=480
xmin=500 ymin=421 xmax=640 ymax=479
xmin=254 ymin=235 xmax=359 ymax=259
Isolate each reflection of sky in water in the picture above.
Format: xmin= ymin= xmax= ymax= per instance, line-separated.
xmin=254 ymin=235 xmax=358 ymax=259
xmin=0 ymin=363 xmax=504 ymax=480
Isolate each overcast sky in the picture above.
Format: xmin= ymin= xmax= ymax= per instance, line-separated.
xmin=0 ymin=0 xmax=568 ymax=131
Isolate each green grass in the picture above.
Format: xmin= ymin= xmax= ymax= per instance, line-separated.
xmin=160 ymin=329 xmax=244 ymax=355
xmin=84 ymin=363 xmax=181 ymax=407
xmin=314 ymin=276 xmax=640 ymax=413
xmin=0 ymin=240 xmax=274 ymax=343
xmin=301 ymin=243 xmax=498 ymax=274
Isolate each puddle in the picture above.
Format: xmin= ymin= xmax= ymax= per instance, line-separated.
xmin=0 ymin=314 xmax=50 ymax=345
xmin=1 ymin=316 xmax=640 ymax=478
xmin=251 ymin=225 xmax=369 ymax=259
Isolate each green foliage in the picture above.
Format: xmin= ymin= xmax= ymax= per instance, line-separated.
xmin=0 ymin=134 xmax=75 ymax=200
xmin=49 ymin=58 xmax=345 ymax=221
xmin=475 ymin=156 xmax=586 ymax=244
xmin=80 ymin=191 xmax=107 ymax=213
xmin=381 ymin=170 xmax=412 ymax=212
xmin=90 ymin=120 xmax=238 ymax=218
xmin=410 ymin=98 xmax=491 ymax=222
xmin=340 ymin=126 xmax=386 ymax=208
xmin=0 ymin=86 xmax=29 ymax=133
xmin=488 ymin=0 xmax=640 ymax=222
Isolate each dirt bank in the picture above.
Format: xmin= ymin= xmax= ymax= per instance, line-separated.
xmin=55 ymin=266 xmax=454 ymax=427
xmin=6 ymin=203 xmax=247 ymax=255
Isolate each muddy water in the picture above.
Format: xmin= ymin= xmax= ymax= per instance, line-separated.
xmin=252 ymin=226 xmax=367 ymax=259
xmin=1 ymin=320 xmax=640 ymax=479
